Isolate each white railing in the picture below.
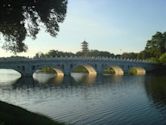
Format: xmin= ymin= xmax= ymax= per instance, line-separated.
xmin=0 ymin=56 xmax=153 ymax=64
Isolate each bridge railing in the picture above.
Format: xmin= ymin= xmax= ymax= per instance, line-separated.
xmin=32 ymin=56 xmax=151 ymax=63
xmin=0 ymin=56 xmax=155 ymax=64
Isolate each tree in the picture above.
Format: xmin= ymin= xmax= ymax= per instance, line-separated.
xmin=34 ymin=52 xmax=45 ymax=58
xmin=137 ymin=51 xmax=148 ymax=59
xmin=159 ymin=53 xmax=166 ymax=64
xmin=76 ymin=50 xmax=115 ymax=58
xmin=121 ymin=52 xmax=138 ymax=59
xmin=144 ymin=32 xmax=166 ymax=58
xmin=34 ymin=50 xmax=75 ymax=58
xmin=0 ymin=0 xmax=68 ymax=53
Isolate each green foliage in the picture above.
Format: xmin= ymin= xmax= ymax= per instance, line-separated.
xmin=129 ymin=68 xmax=138 ymax=75
xmin=144 ymin=32 xmax=166 ymax=58
xmin=40 ymin=67 xmax=56 ymax=73
xmin=136 ymin=32 xmax=166 ymax=64
xmin=159 ymin=53 xmax=166 ymax=64
xmin=35 ymin=50 xmax=75 ymax=58
xmin=0 ymin=101 xmax=65 ymax=125
xmin=137 ymin=51 xmax=148 ymax=59
xmin=76 ymin=50 xmax=115 ymax=58
xmin=35 ymin=49 xmax=115 ymax=58
xmin=146 ymin=57 xmax=159 ymax=63
xmin=121 ymin=52 xmax=139 ymax=59
xmin=103 ymin=68 xmax=115 ymax=74
xmin=72 ymin=66 xmax=88 ymax=73
xmin=0 ymin=0 xmax=67 ymax=53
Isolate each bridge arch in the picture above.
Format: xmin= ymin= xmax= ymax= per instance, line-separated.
xmin=103 ymin=65 xmax=124 ymax=75
xmin=33 ymin=66 xmax=64 ymax=77
xmin=71 ymin=64 xmax=97 ymax=75
xmin=129 ymin=67 xmax=146 ymax=75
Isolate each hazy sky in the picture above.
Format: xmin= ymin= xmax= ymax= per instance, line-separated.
xmin=1 ymin=0 xmax=166 ymax=57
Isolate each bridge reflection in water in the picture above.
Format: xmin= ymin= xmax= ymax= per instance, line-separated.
xmin=33 ymin=72 xmax=64 ymax=85
xmin=71 ymin=73 xmax=96 ymax=85
xmin=0 ymin=70 xmax=166 ymax=125
xmin=0 ymin=73 xmax=97 ymax=87
xmin=0 ymin=68 xmax=147 ymax=87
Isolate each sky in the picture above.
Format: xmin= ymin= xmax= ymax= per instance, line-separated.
xmin=1 ymin=0 xmax=166 ymax=57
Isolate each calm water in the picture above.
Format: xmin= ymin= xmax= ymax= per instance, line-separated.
xmin=0 ymin=70 xmax=166 ymax=125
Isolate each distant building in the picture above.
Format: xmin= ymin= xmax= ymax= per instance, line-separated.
xmin=81 ymin=41 xmax=89 ymax=53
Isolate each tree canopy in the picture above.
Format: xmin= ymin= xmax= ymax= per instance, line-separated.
xmin=34 ymin=49 xmax=116 ymax=58
xmin=135 ymin=32 xmax=166 ymax=63
xmin=144 ymin=32 xmax=166 ymax=58
xmin=34 ymin=50 xmax=75 ymax=58
xmin=0 ymin=0 xmax=67 ymax=53
xmin=76 ymin=50 xmax=115 ymax=58
xmin=159 ymin=53 xmax=166 ymax=64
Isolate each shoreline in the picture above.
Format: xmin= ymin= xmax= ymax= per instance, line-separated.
xmin=0 ymin=101 xmax=66 ymax=125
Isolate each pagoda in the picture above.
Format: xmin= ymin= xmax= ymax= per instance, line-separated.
xmin=81 ymin=41 xmax=89 ymax=53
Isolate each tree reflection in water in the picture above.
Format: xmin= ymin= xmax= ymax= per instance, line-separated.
xmin=145 ymin=75 xmax=166 ymax=106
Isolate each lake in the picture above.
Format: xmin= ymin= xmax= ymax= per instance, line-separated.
xmin=0 ymin=70 xmax=166 ymax=125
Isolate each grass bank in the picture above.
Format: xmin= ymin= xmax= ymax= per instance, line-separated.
xmin=39 ymin=67 xmax=56 ymax=73
xmin=129 ymin=68 xmax=137 ymax=75
xmin=72 ymin=66 xmax=88 ymax=73
xmin=103 ymin=68 xmax=115 ymax=74
xmin=0 ymin=101 xmax=65 ymax=125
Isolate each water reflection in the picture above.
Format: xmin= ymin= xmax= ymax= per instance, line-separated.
xmin=71 ymin=73 xmax=96 ymax=85
xmin=0 ymin=75 xmax=19 ymax=86
xmin=51 ymin=75 xmax=64 ymax=85
xmin=0 ymin=70 xmax=21 ymax=86
xmin=12 ymin=77 xmax=36 ymax=89
xmin=0 ymin=73 xmax=166 ymax=125
xmin=145 ymin=75 xmax=166 ymax=105
xmin=102 ymin=75 xmax=123 ymax=84
xmin=33 ymin=73 xmax=55 ymax=84
xmin=143 ymin=75 xmax=166 ymax=124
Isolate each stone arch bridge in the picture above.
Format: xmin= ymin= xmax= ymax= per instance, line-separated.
xmin=0 ymin=57 xmax=158 ymax=77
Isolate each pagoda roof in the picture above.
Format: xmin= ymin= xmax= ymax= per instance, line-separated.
xmin=81 ymin=41 xmax=88 ymax=44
